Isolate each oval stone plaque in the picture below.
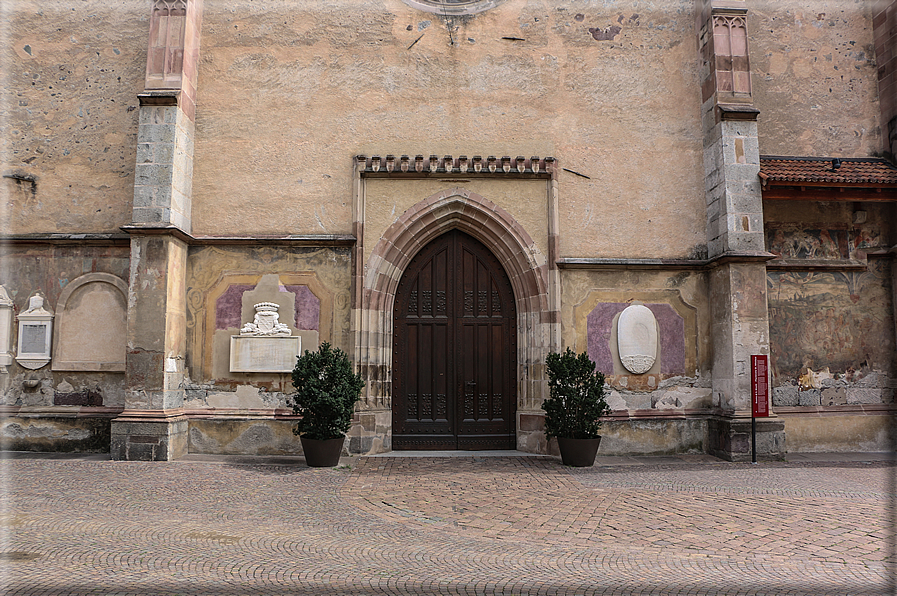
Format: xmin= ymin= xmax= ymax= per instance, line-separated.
xmin=617 ymin=304 xmax=658 ymax=374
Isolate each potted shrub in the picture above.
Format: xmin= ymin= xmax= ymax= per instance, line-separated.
xmin=542 ymin=347 xmax=612 ymax=467
xmin=290 ymin=342 xmax=365 ymax=467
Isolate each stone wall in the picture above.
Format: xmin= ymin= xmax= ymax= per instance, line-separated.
xmin=874 ymin=0 xmax=897 ymax=157
xmin=4 ymin=1 xmax=147 ymax=235
xmin=189 ymin=0 xmax=706 ymax=260
xmin=0 ymin=243 xmax=130 ymax=407
xmin=184 ymin=245 xmax=352 ymax=394
xmin=750 ymin=0 xmax=881 ymax=157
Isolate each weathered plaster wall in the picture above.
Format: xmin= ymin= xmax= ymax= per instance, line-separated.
xmin=561 ymin=268 xmax=712 ymax=413
xmin=598 ymin=418 xmax=708 ymax=456
xmin=188 ymin=419 xmax=303 ymax=456
xmin=3 ymin=374 xmax=127 ymax=410
xmin=0 ymin=245 xmax=129 ymax=312
xmin=4 ymin=1 xmax=146 ymax=234
xmin=781 ymin=413 xmax=893 ymax=452
xmin=0 ymin=416 xmax=112 ymax=453
xmin=190 ymin=0 xmax=705 ymax=259
xmin=363 ymin=178 xmax=549 ymax=267
xmin=0 ymin=244 xmax=129 ymax=406
xmin=767 ymin=261 xmax=894 ymax=377
xmin=184 ymin=245 xmax=351 ymax=394
xmin=750 ymin=1 xmax=881 ymax=157
xmin=765 ymin=199 xmax=895 ymax=420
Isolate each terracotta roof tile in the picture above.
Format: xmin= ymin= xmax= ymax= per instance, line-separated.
xmin=759 ymin=156 xmax=897 ymax=185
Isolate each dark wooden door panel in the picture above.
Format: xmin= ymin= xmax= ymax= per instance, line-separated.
xmin=393 ymin=230 xmax=516 ymax=450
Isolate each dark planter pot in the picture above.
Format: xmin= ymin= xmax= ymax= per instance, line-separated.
xmin=557 ymin=436 xmax=602 ymax=467
xmin=300 ymin=435 xmax=345 ymax=467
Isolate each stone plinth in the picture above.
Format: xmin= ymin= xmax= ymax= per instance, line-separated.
xmin=709 ymin=416 xmax=785 ymax=462
xmin=111 ymin=416 xmax=188 ymax=461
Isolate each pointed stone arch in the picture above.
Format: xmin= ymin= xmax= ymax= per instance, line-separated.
xmin=353 ymin=187 xmax=559 ymax=450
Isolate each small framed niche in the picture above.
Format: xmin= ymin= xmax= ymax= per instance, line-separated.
xmin=16 ymin=293 xmax=54 ymax=370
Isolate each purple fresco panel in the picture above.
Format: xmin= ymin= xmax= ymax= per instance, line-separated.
xmin=216 ymin=284 xmax=254 ymax=330
xmin=646 ymin=303 xmax=685 ymax=375
xmin=587 ymin=302 xmax=627 ymax=374
xmin=284 ymin=285 xmax=320 ymax=331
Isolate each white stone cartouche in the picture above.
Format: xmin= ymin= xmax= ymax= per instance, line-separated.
xmin=239 ymin=302 xmax=292 ymax=336
xmin=617 ymin=304 xmax=658 ymax=375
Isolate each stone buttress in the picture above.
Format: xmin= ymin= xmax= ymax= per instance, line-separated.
xmin=112 ymin=0 xmax=203 ymax=460
xmin=697 ymin=0 xmax=784 ymax=460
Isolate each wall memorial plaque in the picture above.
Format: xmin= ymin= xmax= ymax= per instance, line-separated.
xmin=16 ymin=294 xmax=54 ymax=370
xmin=230 ymin=301 xmax=300 ymax=373
xmin=230 ymin=336 xmax=301 ymax=373
xmin=617 ymin=304 xmax=658 ymax=375
xmin=21 ymin=325 xmax=47 ymax=354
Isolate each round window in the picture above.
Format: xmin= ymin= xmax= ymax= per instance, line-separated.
xmin=401 ymin=0 xmax=506 ymax=15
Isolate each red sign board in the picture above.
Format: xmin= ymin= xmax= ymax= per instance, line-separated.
xmin=751 ymin=355 xmax=770 ymax=418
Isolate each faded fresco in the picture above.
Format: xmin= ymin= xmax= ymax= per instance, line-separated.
xmin=185 ymin=246 xmax=351 ymax=386
xmin=767 ymin=260 xmax=895 ymax=381
xmin=766 ymin=224 xmax=884 ymax=260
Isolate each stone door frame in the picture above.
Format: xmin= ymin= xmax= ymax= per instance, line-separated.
xmin=350 ymin=156 xmax=562 ymax=452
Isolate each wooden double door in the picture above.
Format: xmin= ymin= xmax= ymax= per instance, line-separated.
xmin=393 ymin=229 xmax=517 ymax=450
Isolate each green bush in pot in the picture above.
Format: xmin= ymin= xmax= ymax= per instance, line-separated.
xmin=542 ymin=348 xmax=612 ymax=466
xmin=290 ymin=342 xmax=364 ymax=466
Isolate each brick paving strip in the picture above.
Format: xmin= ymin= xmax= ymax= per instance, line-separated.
xmin=0 ymin=455 xmax=893 ymax=595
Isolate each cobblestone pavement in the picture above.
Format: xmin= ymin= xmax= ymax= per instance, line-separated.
xmin=1 ymin=454 xmax=894 ymax=595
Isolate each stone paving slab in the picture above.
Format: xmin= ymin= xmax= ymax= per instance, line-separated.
xmin=1 ymin=454 xmax=894 ymax=595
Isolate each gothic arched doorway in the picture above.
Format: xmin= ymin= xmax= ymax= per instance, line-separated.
xmin=392 ymin=229 xmax=517 ymax=449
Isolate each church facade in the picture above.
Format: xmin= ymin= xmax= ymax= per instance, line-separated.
xmin=2 ymin=0 xmax=894 ymax=460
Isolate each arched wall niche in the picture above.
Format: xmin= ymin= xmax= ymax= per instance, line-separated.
xmin=354 ymin=187 xmax=559 ymax=420
xmin=52 ymin=273 xmax=128 ymax=372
